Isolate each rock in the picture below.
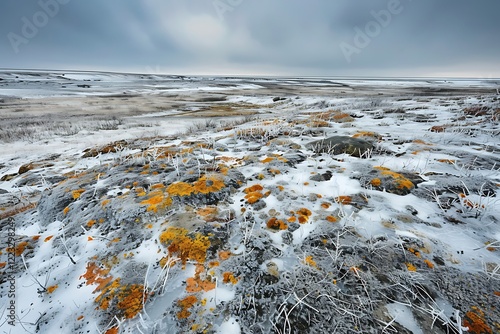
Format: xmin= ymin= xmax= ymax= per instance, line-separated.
xmin=0 ymin=188 xmax=8 ymax=194
xmin=18 ymin=163 xmax=34 ymax=174
xmin=310 ymin=170 xmax=333 ymax=182
xmin=18 ymin=162 xmax=54 ymax=175
xmin=365 ymin=167 xmax=422 ymax=196
xmin=82 ymin=140 xmax=128 ymax=158
xmin=307 ymin=136 xmax=374 ymax=158
xmin=273 ymin=97 xmax=286 ymax=102
xmin=0 ymin=173 xmax=17 ymax=181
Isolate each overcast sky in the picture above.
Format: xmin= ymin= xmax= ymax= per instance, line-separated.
xmin=1 ymin=0 xmax=499 ymax=77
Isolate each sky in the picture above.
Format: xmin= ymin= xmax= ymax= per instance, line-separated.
xmin=1 ymin=0 xmax=499 ymax=78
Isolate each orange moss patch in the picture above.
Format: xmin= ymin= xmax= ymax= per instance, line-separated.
xmin=0 ymin=262 xmax=6 ymax=269
xmin=424 ymin=259 xmax=434 ymax=269
xmin=44 ymin=235 xmax=54 ymax=242
xmin=7 ymin=241 xmax=30 ymax=256
xmin=370 ymin=178 xmax=381 ymax=187
xmin=72 ymin=189 xmax=85 ymax=200
xmin=437 ymin=159 xmax=456 ymax=164
xmin=77 ymin=315 xmax=84 ymax=321
xmin=266 ymin=217 xmax=288 ymax=231
xmin=219 ymin=250 xmax=232 ymax=260
xmin=260 ymin=154 xmax=288 ymax=164
xmin=192 ymin=175 xmax=225 ymax=194
xmin=85 ymin=270 xmax=146 ymax=320
xmin=352 ymin=131 xmax=382 ymax=140
xmin=166 ymin=174 xmax=225 ymax=198
xmin=326 ymin=215 xmax=338 ymax=223
xmin=32 ymin=235 xmax=40 ymax=241
xmin=101 ymin=199 xmax=111 ymax=207
xmin=269 ymin=168 xmax=281 ymax=175
xmin=304 ymin=255 xmax=318 ymax=268
xmin=405 ymin=263 xmax=417 ymax=272
xmin=321 ymin=202 xmax=331 ymax=209
xmin=116 ymin=283 xmax=147 ymax=319
xmin=222 ymin=272 xmax=239 ymax=284
xmin=159 ymin=227 xmax=210 ymax=264
xmin=87 ymin=219 xmax=97 ymax=228
xmin=105 ymin=327 xmax=119 ymax=334
xmin=407 ymin=248 xmax=421 ymax=258
xmin=140 ymin=191 xmax=172 ymax=213
xmin=63 ymin=206 xmax=70 ymax=215
xmin=209 ymin=261 xmax=220 ymax=268
xmin=177 ymin=295 xmax=198 ymax=319
xmin=332 ymin=112 xmax=352 ymax=121
xmin=335 ymin=196 xmax=352 ymax=205
xmin=462 ymin=307 xmax=492 ymax=334
xmin=244 ymin=184 xmax=268 ymax=204
xmin=494 ymin=291 xmax=500 ymax=297
xmin=80 ymin=262 xmax=112 ymax=292
xmin=244 ymin=184 xmax=264 ymax=193
xmin=430 ymin=125 xmax=446 ymax=133
xmin=196 ymin=206 xmax=218 ymax=221
xmin=412 ymin=139 xmax=432 ymax=145
xmin=277 ymin=185 xmax=284 ymax=191
xmin=186 ymin=275 xmax=215 ymax=293
xmin=296 ymin=208 xmax=312 ymax=224
xmin=374 ymin=166 xmax=414 ymax=190
xmin=46 ymin=285 xmax=58 ymax=294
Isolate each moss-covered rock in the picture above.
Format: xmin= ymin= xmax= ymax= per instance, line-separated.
xmin=307 ymin=136 xmax=374 ymax=158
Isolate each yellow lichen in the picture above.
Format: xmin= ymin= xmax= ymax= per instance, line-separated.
xmin=266 ymin=217 xmax=288 ymax=231
xmin=297 ymin=208 xmax=312 ymax=224
xmin=186 ymin=266 xmax=215 ymax=293
xmin=140 ymin=190 xmax=171 ymax=213
xmin=177 ymin=295 xmax=198 ymax=319
xmin=222 ymin=272 xmax=239 ymax=284
xmin=7 ymin=241 xmax=29 ymax=256
xmin=46 ymin=285 xmax=58 ymax=294
xmin=463 ymin=307 xmax=492 ymax=334
xmin=405 ymin=262 xmax=417 ymax=272
xmin=335 ymin=196 xmax=352 ymax=205
xmin=374 ymin=167 xmax=414 ymax=190
xmin=72 ymin=189 xmax=85 ymax=200
xmin=219 ymin=250 xmax=232 ymax=260
xmin=326 ymin=215 xmax=338 ymax=223
xmin=159 ymin=227 xmax=210 ymax=264
xmin=304 ymin=255 xmax=318 ymax=268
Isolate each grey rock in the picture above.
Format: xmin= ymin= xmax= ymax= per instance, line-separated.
xmin=307 ymin=136 xmax=374 ymax=158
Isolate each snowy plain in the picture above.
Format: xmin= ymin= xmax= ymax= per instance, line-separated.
xmin=0 ymin=70 xmax=499 ymax=333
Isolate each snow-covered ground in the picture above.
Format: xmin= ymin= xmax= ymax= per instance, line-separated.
xmin=0 ymin=70 xmax=499 ymax=333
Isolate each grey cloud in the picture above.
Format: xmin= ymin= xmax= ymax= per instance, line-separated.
xmin=0 ymin=0 xmax=499 ymax=77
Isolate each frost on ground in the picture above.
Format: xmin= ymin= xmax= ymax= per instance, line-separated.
xmin=0 ymin=72 xmax=499 ymax=333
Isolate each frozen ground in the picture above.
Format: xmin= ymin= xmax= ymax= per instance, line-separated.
xmin=0 ymin=70 xmax=499 ymax=333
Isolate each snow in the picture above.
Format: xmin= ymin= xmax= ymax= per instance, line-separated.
xmin=1 ymin=70 xmax=499 ymax=333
